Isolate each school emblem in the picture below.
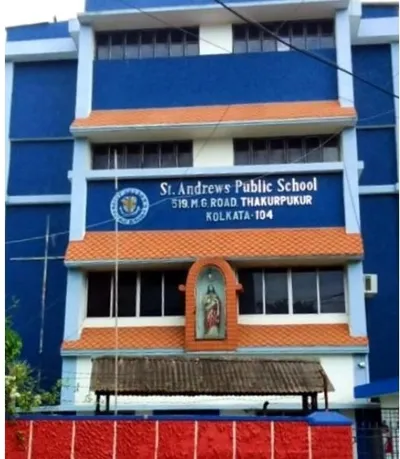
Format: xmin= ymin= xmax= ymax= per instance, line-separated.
xmin=110 ymin=188 xmax=150 ymax=226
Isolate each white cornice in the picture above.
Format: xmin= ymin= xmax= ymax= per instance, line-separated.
xmin=5 ymin=37 xmax=77 ymax=62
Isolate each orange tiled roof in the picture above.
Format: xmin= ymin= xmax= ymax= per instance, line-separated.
xmin=65 ymin=228 xmax=363 ymax=263
xmin=62 ymin=324 xmax=368 ymax=351
xmin=71 ymin=101 xmax=356 ymax=129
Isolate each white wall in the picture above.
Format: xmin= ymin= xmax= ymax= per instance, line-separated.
xmin=193 ymin=138 xmax=234 ymax=167
xmin=199 ymin=24 xmax=232 ymax=55
xmin=380 ymin=394 xmax=399 ymax=409
xmin=70 ymin=354 xmax=356 ymax=409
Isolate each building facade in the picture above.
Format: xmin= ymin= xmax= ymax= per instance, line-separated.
xmin=5 ymin=0 xmax=399 ymax=453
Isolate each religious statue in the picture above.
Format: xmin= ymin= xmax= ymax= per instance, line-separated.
xmin=202 ymin=284 xmax=223 ymax=338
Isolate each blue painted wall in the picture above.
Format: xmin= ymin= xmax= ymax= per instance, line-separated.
xmin=360 ymin=196 xmax=399 ymax=382
xmin=7 ymin=21 xmax=71 ymax=42
xmin=352 ymin=45 xmax=395 ymax=126
xmin=10 ymin=61 xmax=77 ymax=139
xmin=5 ymin=205 xmax=70 ymax=390
xmin=361 ymin=4 xmax=399 ymax=18
xmin=8 ymin=141 xmax=73 ymax=196
xmin=357 ymin=128 xmax=398 ymax=186
xmin=86 ymin=0 xmax=282 ymax=12
xmin=86 ymin=174 xmax=344 ymax=231
xmin=92 ymin=50 xmax=337 ymax=109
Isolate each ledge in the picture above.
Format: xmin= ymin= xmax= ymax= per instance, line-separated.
xmin=5 ymin=37 xmax=77 ymax=62
xmin=6 ymin=195 xmax=71 ymax=205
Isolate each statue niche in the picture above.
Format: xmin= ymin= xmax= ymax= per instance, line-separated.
xmin=195 ymin=266 xmax=226 ymax=340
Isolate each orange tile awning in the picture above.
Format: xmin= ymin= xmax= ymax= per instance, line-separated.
xmin=65 ymin=228 xmax=363 ymax=264
xmin=71 ymin=101 xmax=356 ymax=130
xmin=62 ymin=324 xmax=368 ymax=352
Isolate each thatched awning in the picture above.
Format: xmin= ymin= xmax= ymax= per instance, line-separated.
xmin=90 ymin=356 xmax=334 ymax=396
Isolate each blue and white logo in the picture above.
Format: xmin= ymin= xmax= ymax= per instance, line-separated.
xmin=110 ymin=188 xmax=150 ymax=226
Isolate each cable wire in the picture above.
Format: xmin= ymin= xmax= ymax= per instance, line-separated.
xmin=213 ymin=0 xmax=399 ymax=100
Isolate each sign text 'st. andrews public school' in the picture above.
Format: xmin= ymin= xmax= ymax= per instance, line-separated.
xmin=86 ymin=174 xmax=344 ymax=231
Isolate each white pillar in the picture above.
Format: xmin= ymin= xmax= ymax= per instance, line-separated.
xmin=391 ymin=43 xmax=399 ymax=178
xmin=199 ymin=24 xmax=232 ymax=55
xmin=5 ymin=62 xmax=14 ymax=196
xmin=69 ymin=25 xmax=94 ymax=240
xmin=335 ymin=9 xmax=354 ymax=107
xmin=347 ymin=263 xmax=367 ymax=337
xmin=341 ymin=128 xmax=360 ymax=233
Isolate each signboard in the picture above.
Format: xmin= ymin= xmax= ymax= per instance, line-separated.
xmin=86 ymin=174 xmax=344 ymax=231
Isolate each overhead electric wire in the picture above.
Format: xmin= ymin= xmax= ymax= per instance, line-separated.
xmin=5 ymin=106 xmax=396 ymax=247
xmin=213 ymin=0 xmax=399 ymax=100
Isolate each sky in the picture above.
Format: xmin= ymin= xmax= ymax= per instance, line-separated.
xmin=4 ymin=0 xmax=85 ymax=28
xmin=3 ymin=0 xmax=399 ymax=28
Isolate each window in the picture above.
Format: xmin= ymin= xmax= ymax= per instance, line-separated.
xmin=92 ymin=141 xmax=193 ymax=170
xmin=233 ymin=136 xmax=339 ymax=166
xmin=95 ymin=28 xmax=199 ymax=60
xmin=86 ymin=270 xmax=186 ymax=318
xmin=238 ymin=268 xmax=345 ymax=315
xmin=233 ymin=20 xmax=335 ymax=53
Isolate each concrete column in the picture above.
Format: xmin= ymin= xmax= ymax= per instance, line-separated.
xmin=5 ymin=62 xmax=14 ymax=195
xmin=341 ymin=128 xmax=360 ymax=233
xmin=199 ymin=24 xmax=232 ymax=55
xmin=335 ymin=9 xmax=354 ymax=107
xmin=347 ymin=262 xmax=367 ymax=337
xmin=391 ymin=43 xmax=399 ymax=180
xmin=69 ymin=25 xmax=95 ymax=240
xmin=63 ymin=269 xmax=87 ymax=341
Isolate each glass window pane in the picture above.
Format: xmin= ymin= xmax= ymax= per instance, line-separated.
xmin=185 ymin=27 xmax=199 ymax=43
xmin=110 ymin=33 xmax=124 ymax=60
xmin=292 ymin=269 xmax=318 ymax=314
xmin=178 ymin=151 xmax=192 ymax=167
xmin=155 ymin=30 xmax=169 ymax=57
xmin=233 ymin=25 xmax=247 ymax=40
xmin=234 ymin=40 xmax=247 ymax=53
xmin=126 ymin=144 xmax=142 ymax=168
xmin=185 ymin=27 xmax=199 ymax=56
xmin=269 ymin=139 xmax=285 ymax=164
xmin=238 ymin=269 xmax=264 ymax=314
xmin=252 ymin=139 xmax=268 ymax=164
xmin=319 ymin=269 xmax=345 ymax=313
xmin=170 ymin=30 xmax=184 ymax=57
xmin=143 ymin=143 xmax=160 ymax=168
xmin=185 ymin=43 xmax=199 ymax=56
xmin=322 ymin=138 xmax=340 ymax=162
xmin=265 ymin=271 xmax=288 ymax=314
xmin=277 ymin=24 xmax=290 ymax=51
xmin=320 ymin=35 xmax=335 ymax=49
xmin=96 ymin=33 xmax=109 ymax=60
xmin=92 ymin=145 xmax=110 ymax=169
xmin=320 ymin=20 xmax=334 ymax=35
xmin=320 ymin=21 xmax=335 ymax=49
xmin=235 ymin=151 xmax=250 ymax=165
xmin=287 ymin=138 xmax=304 ymax=163
xmin=126 ymin=32 xmax=139 ymax=59
xmin=248 ymin=25 xmax=261 ymax=52
xmin=109 ymin=145 xmax=125 ymax=168
xmin=291 ymin=22 xmax=305 ymax=49
xmin=87 ymin=272 xmax=111 ymax=317
xmin=161 ymin=143 xmax=177 ymax=168
xmin=140 ymin=30 xmax=154 ymax=58
xmin=140 ymin=271 xmax=162 ymax=317
xmin=176 ymin=142 xmax=192 ymax=167
xmin=262 ymin=34 xmax=276 ymax=52
xmin=306 ymin=22 xmax=320 ymax=49
xmin=112 ymin=271 xmax=136 ymax=317
xmin=305 ymin=137 xmax=322 ymax=163
xmin=164 ymin=270 xmax=187 ymax=316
